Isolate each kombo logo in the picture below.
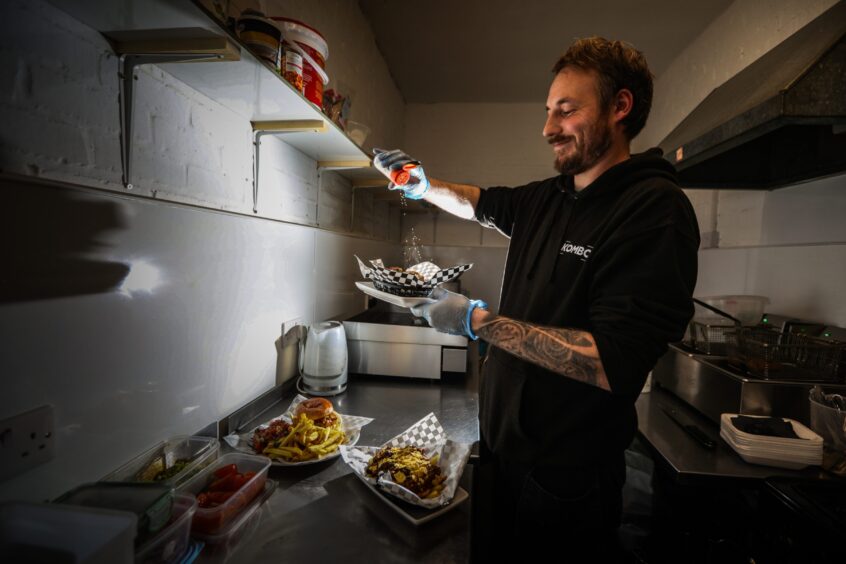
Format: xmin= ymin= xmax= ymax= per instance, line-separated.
xmin=559 ymin=241 xmax=593 ymax=261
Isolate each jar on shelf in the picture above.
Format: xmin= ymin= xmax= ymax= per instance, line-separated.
xmin=236 ymin=10 xmax=282 ymax=72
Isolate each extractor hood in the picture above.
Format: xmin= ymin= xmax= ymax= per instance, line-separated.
xmin=660 ymin=1 xmax=846 ymax=189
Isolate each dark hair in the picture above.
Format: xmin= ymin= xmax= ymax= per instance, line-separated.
xmin=552 ymin=37 xmax=654 ymax=140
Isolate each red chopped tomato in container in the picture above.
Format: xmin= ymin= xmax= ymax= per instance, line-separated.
xmin=178 ymin=453 xmax=271 ymax=535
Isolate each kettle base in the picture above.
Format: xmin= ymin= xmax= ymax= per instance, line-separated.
xmin=297 ymin=376 xmax=347 ymax=397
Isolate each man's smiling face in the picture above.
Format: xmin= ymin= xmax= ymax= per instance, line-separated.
xmin=543 ymin=67 xmax=614 ymax=176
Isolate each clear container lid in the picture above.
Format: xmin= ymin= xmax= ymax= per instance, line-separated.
xmin=54 ymin=482 xmax=173 ymax=535
xmin=104 ymin=435 xmax=220 ymax=487
xmin=694 ymin=295 xmax=770 ymax=325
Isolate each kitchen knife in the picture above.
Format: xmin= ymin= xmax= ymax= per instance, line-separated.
xmin=660 ymin=406 xmax=716 ymax=449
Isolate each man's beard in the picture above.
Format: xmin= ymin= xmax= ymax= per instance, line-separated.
xmin=551 ymin=117 xmax=613 ymax=176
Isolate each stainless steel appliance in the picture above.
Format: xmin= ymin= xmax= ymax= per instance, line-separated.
xmin=659 ymin=2 xmax=846 ymax=189
xmin=298 ymin=321 xmax=348 ymax=396
xmin=343 ymin=305 xmax=467 ymax=380
xmin=653 ymin=313 xmax=846 ymax=426
xmin=652 ymin=344 xmax=842 ymax=425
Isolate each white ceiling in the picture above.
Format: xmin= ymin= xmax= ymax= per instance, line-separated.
xmin=358 ymin=0 xmax=734 ymax=103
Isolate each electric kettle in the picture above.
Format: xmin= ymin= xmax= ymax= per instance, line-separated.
xmin=298 ymin=321 xmax=348 ymax=396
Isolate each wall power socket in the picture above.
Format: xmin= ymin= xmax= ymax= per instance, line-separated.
xmin=0 ymin=405 xmax=55 ymax=482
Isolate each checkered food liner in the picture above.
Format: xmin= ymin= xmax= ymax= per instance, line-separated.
xmin=340 ymin=412 xmax=472 ymax=508
xmin=224 ymin=395 xmax=374 ymax=464
xmin=355 ymin=255 xmax=472 ymax=289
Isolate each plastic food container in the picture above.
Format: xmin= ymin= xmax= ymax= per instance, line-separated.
xmin=810 ymin=391 xmax=846 ymax=475
xmin=191 ymin=479 xmax=276 ymax=560
xmin=0 ymin=501 xmax=136 ymax=564
xmin=693 ymin=295 xmax=769 ymax=325
xmin=103 ymin=435 xmax=220 ymax=488
xmin=345 ymin=120 xmax=370 ymax=146
xmin=135 ymin=494 xmax=197 ymax=564
xmin=55 ymin=482 xmax=173 ymax=536
xmin=236 ymin=11 xmax=282 ymax=69
xmin=271 ymin=17 xmax=329 ymax=106
xmin=178 ymin=453 xmax=270 ymax=535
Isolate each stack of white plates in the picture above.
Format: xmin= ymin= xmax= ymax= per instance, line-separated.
xmin=720 ymin=413 xmax=823 ymax=469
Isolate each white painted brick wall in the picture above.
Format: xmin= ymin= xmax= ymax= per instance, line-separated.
xmin=0 ymin=0 xmax=407 ymax=500
xmin=259 ymin=135 xmax=319 ymax=224
xmin=401 ymin=102 xmax=546 ymax=253
xmin=133 ymin=65 xmax=254 ymax=211
xmin=759 ymin=175 xmax=846 ymax=246
xmin=1 ymin=0 xmax=403 ymax=239
xmin=434 ymin=214 xmax=482 ymax=247
xmin=400 ymin=212 xmax=435 ymax=246
xmin=351 ymin=189 xmax=375 ymax=237
xmin=0 ymin=0 xmax=122 ymax=186
xmin=318 ymin=169 xmax=353 ymax=232
xmin=404 ymin=103 xmax=553 ymax=189
xmin=716 ymin=191 xmax=766 ymax=247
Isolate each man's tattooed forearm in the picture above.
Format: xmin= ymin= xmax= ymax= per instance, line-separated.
xmin=476 ymin=315 xmax=611 ymax=391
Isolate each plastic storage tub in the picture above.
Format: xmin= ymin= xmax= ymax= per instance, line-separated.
xmin=271 ymin=17 xmax=329 ymax=106
xmin=104 ymin=435 xmax=219 ymax=488
xmin=178 ymin=453 xmax=270 ymax=535
xmin=693 ymin=295 xmax=769 ymax=325
xmin=0 ymin=501 xmax=136 ymax=564
xmin=55 ymin=482 xmax=172 ymax=536
xmin=135 ymin=493 xmax=197 ymax=564
xmin=191 ymin=479 xmax=276 ymax=560
xmin=809 ymin=390 xmax=846 ymax=474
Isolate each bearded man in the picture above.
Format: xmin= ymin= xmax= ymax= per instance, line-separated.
xmin=374 ymin=37 xmax=700 ymax=559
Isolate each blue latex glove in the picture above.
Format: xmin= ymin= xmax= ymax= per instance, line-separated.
xmin=372 ymin=148 xmax=430 ymax=200
xmin=410 ymin=287 xmax=488 ymax=340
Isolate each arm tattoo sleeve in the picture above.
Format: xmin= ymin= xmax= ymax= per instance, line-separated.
xmin=476 ymin=313 xmax=611 ymax=392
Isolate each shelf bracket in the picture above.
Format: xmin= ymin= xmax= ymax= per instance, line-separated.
xmin=317 ymin=160 xmax=372 ymax=170
xmin=107 ymin=29 xmax=240 ymax=190
xmin=252 ymin=120 xmax=327 ymax=133
xmin=119 ymin=53 xmax=223 ymax=190
xmin=251 ymin=120 xmax=328 ymax=214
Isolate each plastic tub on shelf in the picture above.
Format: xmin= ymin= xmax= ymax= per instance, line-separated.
xmin=270 ymin=17 xmax=329 ymax=107
xmin=103 ymin=435 xmax=220 ymax=488
xmin=135 ymin=494 xmax=197 ymax=564
xmin=177 ymin=453 xmax=271 ymax=536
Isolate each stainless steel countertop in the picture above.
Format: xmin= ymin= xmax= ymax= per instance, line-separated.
xmin=636 ymin=387 xmax=828 ymax=486
xmin=199 ymin=344 xmax=481 ymax=563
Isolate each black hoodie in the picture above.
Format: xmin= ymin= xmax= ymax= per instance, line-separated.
xmin=474 ymin=148 xmax=699 ymax=468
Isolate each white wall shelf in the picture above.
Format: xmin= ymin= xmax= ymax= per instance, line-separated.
xmin=48 ymin=0 xmax=378 ymax=185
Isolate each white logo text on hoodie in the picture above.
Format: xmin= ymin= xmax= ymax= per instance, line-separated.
xmin=559 ymin=241 xmax=593 ymax=261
